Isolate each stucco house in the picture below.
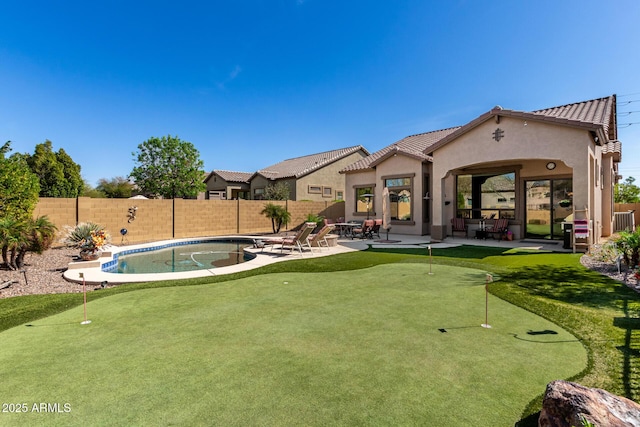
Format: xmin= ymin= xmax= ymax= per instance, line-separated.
xmin=250 ymin=145 xmax=369 ymax=201
xmin=341 ymin=95 xmax=622 ymax=248
xmin=203 ymin=170 xmax=253 ymax=200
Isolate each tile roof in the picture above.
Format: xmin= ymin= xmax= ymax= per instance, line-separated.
xmin=210 ymin=170 xmax=253 ymax=183
xmin=531 ymin=95 xmax=616 ymax=138
xmin=340 ymin=127 xmax=459 ymax=173
xmin=256 ymin=145 xmax=368 ymax=179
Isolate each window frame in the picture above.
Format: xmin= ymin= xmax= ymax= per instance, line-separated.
xmin=382 ymin=173 xmax=415 ymax=224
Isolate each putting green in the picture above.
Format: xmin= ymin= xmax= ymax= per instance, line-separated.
xmin=0 ymin=264 xmax=586 ymax=426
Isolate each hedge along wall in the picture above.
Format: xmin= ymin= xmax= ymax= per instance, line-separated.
xmin=33 ymin=197 xmax=345 ymax=246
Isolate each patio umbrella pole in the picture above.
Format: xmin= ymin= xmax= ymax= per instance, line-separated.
xmin=481 ymin=274 xmax=492 ymax=329
xmin=428 ymin=245 xmax=433 ymax=275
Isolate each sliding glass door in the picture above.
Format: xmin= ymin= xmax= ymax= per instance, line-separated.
xmin=525 ymin=179 xmax=572 ymax=240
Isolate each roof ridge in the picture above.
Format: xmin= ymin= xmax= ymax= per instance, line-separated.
xmin=278 ymin=144 xmax=364 ymax=162
xmin=403 ymin=126 xmax=462 ymax=140
xmin=531 ymin=95 xmax=614 ymax=114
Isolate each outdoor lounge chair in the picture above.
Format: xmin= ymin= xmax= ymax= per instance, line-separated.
xmin=486 ymin=218 xmax=509 ymax=240
xmin=451 ymin=217 xmax=467 ymax=238
xmin=309 ymin=224 xmax=336 ymax=251
xmin=276 ymin=222 xmax=316 ymax=255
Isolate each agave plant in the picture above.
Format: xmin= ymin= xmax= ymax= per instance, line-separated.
xmin=61 ymin=222 xmax=105 ymax=248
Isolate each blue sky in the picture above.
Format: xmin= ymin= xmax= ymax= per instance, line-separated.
xmin=2 ymin=1 xmax=639 ymax=186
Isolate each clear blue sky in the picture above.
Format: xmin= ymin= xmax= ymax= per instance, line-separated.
xmin=2 ymin=1 xmax=639 ymax=186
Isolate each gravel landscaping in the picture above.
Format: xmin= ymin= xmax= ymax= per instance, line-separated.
xmin=0 ymin=246 xmax=83 ymax=298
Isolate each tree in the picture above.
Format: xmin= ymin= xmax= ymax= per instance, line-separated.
xmin=25 ymin=140 xmax=83 ymax=197
xmin=0 ymin=216 xmax=57 ymax=270
xmin=0 ymin=142 xmax=40 ymax=222
xmin=261 ymin=203 xmax=291 ymax=234
xmin=81 ymin=179 xmax=106 ymax=198
xmin=96 ymin=176 xmax=135 ymax=198
xmin=264 ymin=181 xmax=291 ymax=200
xmin=615 ymin=176 xmax=640 ymax=203
xmin=130 ymin=135 xmax=206 ymax=199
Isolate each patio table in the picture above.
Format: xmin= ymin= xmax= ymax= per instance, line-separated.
xmin=334 ymin=222 xmax=359 ymax=238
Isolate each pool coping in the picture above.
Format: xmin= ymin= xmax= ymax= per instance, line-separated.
xmin=62 ymin=233 xmax=564 ymax=286
xmin=62 ymin=235 xmax=362 ymax=285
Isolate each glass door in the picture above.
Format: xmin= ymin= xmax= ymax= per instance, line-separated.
xmin=525 ymin=179 xmax=572 ymax=240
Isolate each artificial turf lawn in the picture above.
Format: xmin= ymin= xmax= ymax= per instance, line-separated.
xmin=0 ymin=263 xmax=586 ymax=426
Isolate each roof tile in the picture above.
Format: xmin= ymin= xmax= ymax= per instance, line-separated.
xmin=257 ymin=145 xmax=368 ymax=179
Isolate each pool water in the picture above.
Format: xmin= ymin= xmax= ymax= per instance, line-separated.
xmin=110 ymin=240 xmax=255 ymax=274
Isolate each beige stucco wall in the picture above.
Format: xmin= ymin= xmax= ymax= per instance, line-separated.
xmin=372 ymin=154 xmax=429 ymax=235
xmin=431 ymin=116 xmax=602 ymax=241
xmin=295 ymin=152 xmax=366 ymax=201
xmin=343 ymin=169 xmax=376 ymax=221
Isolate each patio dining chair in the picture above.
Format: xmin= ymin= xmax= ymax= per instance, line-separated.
xmin=352 ymin=219 xmax=374 ymax=239
xmin=371 ymin=219 xmax=382 ymax=239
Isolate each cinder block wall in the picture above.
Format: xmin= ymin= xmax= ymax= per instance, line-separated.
xmin=34 ymin=198 xmax=345 ymax=245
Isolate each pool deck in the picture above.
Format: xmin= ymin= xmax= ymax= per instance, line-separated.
xmin=63 ymin=233 xmax=572 ymax=285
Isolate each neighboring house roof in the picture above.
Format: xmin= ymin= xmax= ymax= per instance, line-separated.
xmin=204 ymin=170 xmax=253 ymax=184
xmin=340 ymin=127 xmax=460 ymax=173
xmin=254 ymin=145 xmax=369 ymax=180
xmin=426 ymin=95 xmax=617 ymax=154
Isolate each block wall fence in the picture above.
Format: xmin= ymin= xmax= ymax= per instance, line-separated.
xmin=33 ymin=198 xmax=345 ymax=246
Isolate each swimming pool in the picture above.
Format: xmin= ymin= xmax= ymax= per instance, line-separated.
xmin=102 ymin=238 xmax=256 ymax=274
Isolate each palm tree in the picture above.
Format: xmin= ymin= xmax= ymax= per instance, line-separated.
xmin=261 ymin=203 xmax=291 ymax=234
xmin=0 ymin=216 xmax=58 ymax=270
xmin=14 ymin=216 xmax=58 ymax=269
xmin=0 ymin=217 xmax=19 ymax=269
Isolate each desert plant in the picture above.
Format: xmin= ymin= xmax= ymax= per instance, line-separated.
xmin=61 ymin=222 xmax=106 ymax=248
xmin=612 ymin=229 xmax=640 ymax=269
xmin=305 ymin=213 xmax=324 ymax=230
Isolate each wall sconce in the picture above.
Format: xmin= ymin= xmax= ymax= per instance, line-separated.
xmin=423 ymin=192 xmax=430 ymax=200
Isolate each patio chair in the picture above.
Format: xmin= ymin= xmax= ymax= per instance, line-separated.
xmin=352 ymin=219 xmax=374 ymax=239
xmin=323 ymin=218 xmax=335 ymax=226
xmin=371 ymin=219 xmax=382 ymax=239
xmin=309 ymin=224 xmax=336 ymax=251
xmin=278 ymin=222 xmax=316 ymax=255
xmin=451 ymin=217 xmax=467 ymax=238
xmin=486 ymin=218 xmax=509 ymax=240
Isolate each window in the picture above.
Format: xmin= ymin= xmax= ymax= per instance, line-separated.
xmin=253 ymin=188 xmax=265 ymax=200
xmin=355 ymin=187 xmax=374 ymax=214
xmin=456 ymin=172 xmax=515 ymax=219
xmin=385 ymin=176 xmax=412 ymax=222
xmin=308 ymin=185 xmax=322 ymax=194
xmin=323 ymin=186 xmax=332 ymax=198
xmin=336 ymin=191 xmax=344 ymax=201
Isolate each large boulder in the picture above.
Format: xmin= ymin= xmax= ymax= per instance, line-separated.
xmin=539 ymin=380 xmax=640 ymax=427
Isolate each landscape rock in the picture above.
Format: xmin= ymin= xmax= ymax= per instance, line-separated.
xmin=539 ymin=380 xmax=640 ymax=427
